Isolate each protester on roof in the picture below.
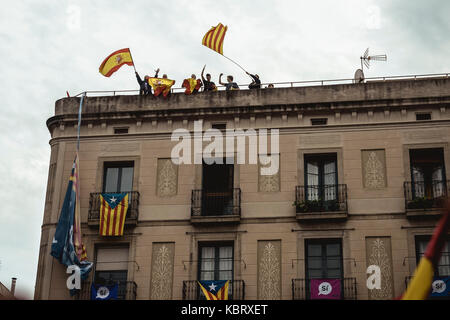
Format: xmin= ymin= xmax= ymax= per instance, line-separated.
xmin=219 ymin=74 xmax=239 ymax=91
xmin=201 ymin=65 xmax=217 ymax=92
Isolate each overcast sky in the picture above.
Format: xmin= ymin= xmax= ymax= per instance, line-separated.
xmin=0 ymin=0 xmax=449 ymax=299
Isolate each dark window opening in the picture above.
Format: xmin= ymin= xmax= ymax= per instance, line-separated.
xmin=211 ymin=123 xmax=227 ymax=132
xmin=201 ymin=158 xmax=234 ymax=215
xmin=409 ymin=148 xmax=446 ymax=199
xmin=416 ymin=113 xmax=431 ymax=121
xmin=311 ymin=118 xmax=328 ymax=125
xmin=114 ymin=127 xmax=129 ymax=134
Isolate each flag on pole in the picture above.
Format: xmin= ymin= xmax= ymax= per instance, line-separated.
xmin=198 ymin=280 xmax=229 ymax=300
xmin=148 ymin=77 xmax=175 ymax=97
xmin=182 ymin=78 xmax=202 ymax=94
xmin=99 ymin=48 xmax=134 ymax=77
xmin=50 ymin=154 xmax=93 ymax=293
xmin=401 ymin=204 xmax=450 ymax=299
xmin=202 ymin=23 xmax=228 ymax=55
xmin=99 ymin=193 xmax=129 ymax=236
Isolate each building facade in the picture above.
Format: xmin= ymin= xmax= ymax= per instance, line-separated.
xmin=35 ymin=77 xmax=450 ymax=300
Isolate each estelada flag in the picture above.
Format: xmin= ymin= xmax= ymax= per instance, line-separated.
xmin=202 ymin=23 xmax=227 ymax=55
xmin=182 ymin=78 xmax=202 ymax=94
xmin=198 ymin=280 xmax=229 ymax=300
xmin=99 ymin=193 xmax=129 ymax=236
xmin=99 ymin=48 xmax=134 ymax=77
xmin=148 ymin=77 xmax=175 ymax=97
xmin=401 ymin=203 xmax=450 ymax=299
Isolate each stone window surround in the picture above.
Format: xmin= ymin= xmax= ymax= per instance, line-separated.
xmin=194 ymin=152 xmax=241 ymax=190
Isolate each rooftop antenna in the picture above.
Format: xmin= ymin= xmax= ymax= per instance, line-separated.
xmin=354 ymin=48 xmax=387 ymax=83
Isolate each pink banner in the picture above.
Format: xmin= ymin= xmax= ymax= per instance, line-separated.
xmin=310 ymin=279 xmax=341 ymax=300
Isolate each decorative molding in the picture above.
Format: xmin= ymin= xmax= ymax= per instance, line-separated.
xmin=362 ymin=150 xmax=387 ymax=189
xmin=258 ymin=240 xmax=281 ymax=300
xmin=366 ymin=237 xmax=394 ymax=300
xmin=157 ymin=159 xmax=178 ymax=197
xmin=150 ymin=243 xmax=175 ymax=300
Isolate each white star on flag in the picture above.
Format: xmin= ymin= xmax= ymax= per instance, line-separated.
xmin=110 ymin=196 xmax=117 ymax=203
xmin=209 ymin=282 xmax=217 ymax=292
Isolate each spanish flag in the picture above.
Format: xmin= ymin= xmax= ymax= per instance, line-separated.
xmin=99 ymin=193 xmax=129 ymax=236
xmin=148 ymin=77 xmax=176 ymax=97
xmin=198 ymin=280 xmax=229 ymax=300
xmin=182 ymin=78 xmax=202 ymax=94
xmin=99 ymin=48 xmax=134 ymax=77
xmin=401 ymin=203 xmax=450 ymax=299
xmin=202 ymin=23 xmax=228 ymax=55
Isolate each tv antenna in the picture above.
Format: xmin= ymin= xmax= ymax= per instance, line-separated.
xmin=354 ymin=48 xmax=387 ymax=83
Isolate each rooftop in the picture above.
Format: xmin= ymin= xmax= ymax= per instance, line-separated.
xmin=48 ymin=73 xmax=450 ymax=132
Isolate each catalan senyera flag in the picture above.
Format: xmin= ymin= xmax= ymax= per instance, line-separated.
xmin=99 ymin=48 xmax=134 ymax=77
xmin=182 ymin=78 xmax=202 ymax=94
xmin=148 ymin=77 xmax=175 ymax=97
xmin=202 ymin=23 xmax=228 ymax=55
xmin=99 ymin=193 xmax=129 ymax=236
xmin=198 ymin=280 xmax=229 ymax=300
xmin=401 ymin=203 xmax=450 ymax=300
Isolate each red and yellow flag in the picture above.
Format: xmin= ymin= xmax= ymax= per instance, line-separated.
xmin=99 ymin=193 xmax=129 ymax=236
xmin=148 ymin=77 xmax=175 ymax=97
xmin=202 ymin=23 xmax=227 ymax=55
xmin=182 ymin=78 xmax=202 ymax=94
xmin=401 ymin=203 xmax=450 ymax=299
xmin=99 ymin=48 xmax=134 ymax=77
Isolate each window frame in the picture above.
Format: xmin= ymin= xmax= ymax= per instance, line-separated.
xmin=102 ymin=161 xmax=135 ymax=193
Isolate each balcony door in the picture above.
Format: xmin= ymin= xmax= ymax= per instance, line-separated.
xmin=202 ymin=158 xmax=234 ymax=216
xmin=304 ymin=154 xmax=338 ymax=203
xmin=409 ymin=148 xmax=446 ymax=199
xmin=198 ymin=242 xmax=234 ymax=299
xmin=103 ymin=161 xmax=134 ymax=193
xmin=305 ymin=239 xmax=343 ymax=299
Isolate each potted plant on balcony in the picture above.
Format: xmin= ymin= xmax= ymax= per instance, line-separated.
xmin=293 ymin=199 xmax=323 ymax=213
xmin=407 ymin=196 xmax=434 ymax=210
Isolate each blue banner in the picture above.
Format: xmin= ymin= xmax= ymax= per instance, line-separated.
xmin=430 ymin=277 xmax=450 ymax=297
xmin=91 ymin=283 xmax=119 ymax=300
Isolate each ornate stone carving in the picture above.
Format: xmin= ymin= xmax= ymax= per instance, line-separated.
xmin=366 ymin=237 xmax=394 ymax=299
xmin=157 ymin=159 xmax=178 ymax=196
xmin=258 ymin=241 xmax=281 ymax=299
xmin=150 ymin=243 xmax=174 ymax=300
xmin=364 ymin=151 xmax=385 ymax=189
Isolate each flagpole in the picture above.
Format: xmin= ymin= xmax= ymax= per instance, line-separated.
xmin=128 ymin=48 xmax=137 ymax=73
xmin=221 ymin=54 xmax=254 ymax=80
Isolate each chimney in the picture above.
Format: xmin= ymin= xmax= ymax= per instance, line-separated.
xmin=10 ymin=277 xmax=16 ymax=296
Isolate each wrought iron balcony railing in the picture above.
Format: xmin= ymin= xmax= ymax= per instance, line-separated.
xmin=294 ymin=184 xmax=348 ymax=213
xmin=88 ymin=191 xmax=140 ymax=225
xmin=182 ymin=280 xmax=245 ymax=300
xmin=191 ymin=188 xmax=241 ymax=217
xmin=292 ymin=278 xmax=357 ymax=300
xmin=77 ymin=280 xmax=137 ymax=300
xmin=404 ymin=180 xmax=449 ymax=211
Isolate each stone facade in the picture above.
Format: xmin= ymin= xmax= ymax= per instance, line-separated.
xmin=35 ymin=77 xmax=450 ymax=300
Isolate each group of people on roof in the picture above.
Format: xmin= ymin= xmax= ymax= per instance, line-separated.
xmin=135 ymin=65 xmax=266 ymax=97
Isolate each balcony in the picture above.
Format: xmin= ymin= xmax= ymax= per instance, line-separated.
xmin=404 ymin=180 xmax=449 ymax=218
xmin=182 ymin=280 xmax=245 ymax=300
xmin=88 ymin=191 xmax=140 ymax=227
xmin=77 ymin=280 xmax=137 ymax=300
xmin=190 ymin=188 xmax=241 ymax=224
xmin=294 ymin=185 xmax=348 ymax=221
xmin=292 ymin=278 xmax=357 ymax=300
